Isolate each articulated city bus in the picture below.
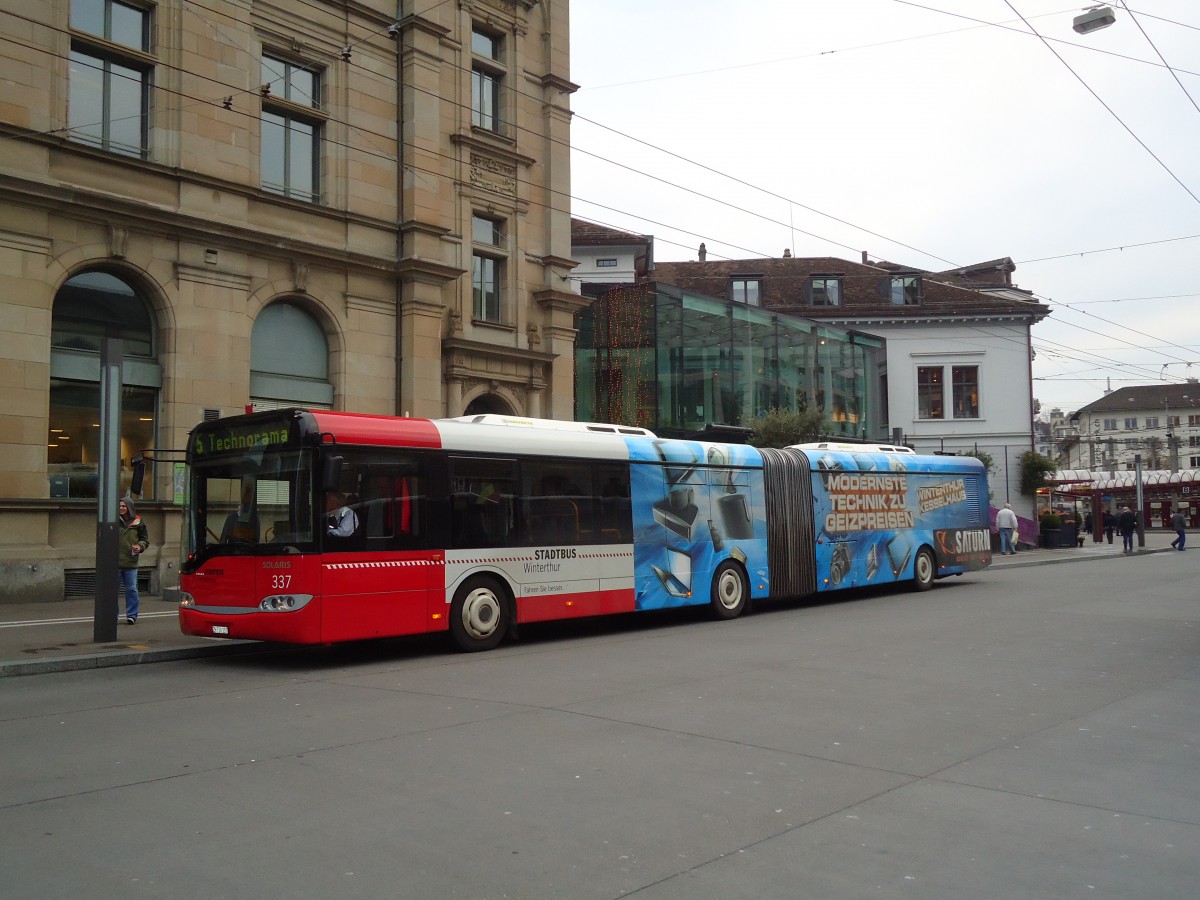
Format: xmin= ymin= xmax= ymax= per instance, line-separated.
xmin=179 ymin=408 xmax=990 ymax=651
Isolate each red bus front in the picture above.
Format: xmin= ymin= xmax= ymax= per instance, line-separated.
xmin=179 ymin=409 xmax=448 ymax=645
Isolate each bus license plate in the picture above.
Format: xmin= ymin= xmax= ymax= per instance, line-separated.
xmin=212 ymin=625 xmax=229 ymax=635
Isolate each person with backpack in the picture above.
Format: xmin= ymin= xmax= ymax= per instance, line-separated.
xmin=1118 ymin=506 xmax=1137 ymax=555
xmin=118 ymin=497 xmax=150 ymax=623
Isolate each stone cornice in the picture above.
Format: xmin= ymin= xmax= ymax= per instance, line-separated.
xmin=538 ymin=72 xmax=579 ymax=94
xmin=443 ymin=336 xmax=556 ymax=367
xmin=533 ymin=288 xmax=591 ymax=315
xmin=398 ymin=220 xmax=452 ymax=240
xmin=395 ymin=257 xmax=465 ymax=284
xmin=0 ymin=167 xmax=399 ymax=275
xmin=393 ymin=13 xmax=452 ymax=42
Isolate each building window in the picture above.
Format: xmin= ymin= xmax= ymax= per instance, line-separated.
xmin=596 ymin=258 xmax=618 ymax=268
xmin=917 ymin=366 xmax=944 ymax=419
xmin=890 ymin=275 xmax=921 ymax=305
xmin=471 ymin=28 xmax=503 ymax=132
xmin=50 ymin=270 xmax=160 ymax=499
xmin=1189 ymin=436 xmax=1200 ymax=448
xmin=730 ymin=277 xmax=762 ymax=306
xmin=1189 ymin=415 xmax=1200 ymax=427
xmin=250 ymin=301 xmax=333 ymax=408
xmin=261 ymin=55 xmax=322 ymax=203
xmin=472 ymin=213 xmax=504 ymax=322
xmin=1167 ymin=415 xmax=1180 ymax=427
xmin=808 ymin=276 xmax=841 ymax=307
xmin=1103 ymin=418 xmax=1117 ymax=430
xmin=1191 ymin=456 xmax=1200 ymax=468
xmin=1145 ymin=416 xmax=1159 ymax=429
xmin=952 ymin=365 xmax=979 ymax=418
xmin=1124 ymin=417 xmax=1138 ymax=430
xmin=68 ymin=0 xmax=152 ymax=157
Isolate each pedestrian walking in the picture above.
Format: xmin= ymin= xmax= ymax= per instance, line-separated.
xmin=1103 ymin=510 xmax=1116 ymax=544
xmin=1170 ymin=508 xmax=1187 ymax=551
xmin=118 ymin=497 xmax=149 ymax=624
xmin=996 ymin=502 xmax=1019 ymax=555
xmin=1118 ymin=506 xmax=1137 ymax=555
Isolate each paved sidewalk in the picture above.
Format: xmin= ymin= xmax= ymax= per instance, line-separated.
xmin=989 ymin=527 xmax=1184 ymax=569
xmin=0 ymin=531 xmax=1189 ymax=677
xmin=0 ymin=595 xmax=265 ymax=678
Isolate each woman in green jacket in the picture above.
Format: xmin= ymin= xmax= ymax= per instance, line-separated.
xmin=118 ymin=497 xmax=149 ymax=623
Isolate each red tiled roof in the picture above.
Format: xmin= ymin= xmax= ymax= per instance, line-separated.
xmin=647 ymin=256 xmax=1048 ymax=321
xmin=571 ymin=219 xmax=652 ymax=246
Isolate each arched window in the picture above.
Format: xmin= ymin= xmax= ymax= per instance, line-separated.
xmin=464 ymin=392 xmax=513 ymax=416
xmin=250 ymin=301 xmax=333 ymax=409
xmin=49 ymin=271 xmax=160 ymax=499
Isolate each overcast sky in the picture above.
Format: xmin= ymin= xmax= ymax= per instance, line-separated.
xmin=569 ymin=1 xmax=1200 ymax=418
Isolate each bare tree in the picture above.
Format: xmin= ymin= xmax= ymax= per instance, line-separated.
xmin=1143 ymin=436 xmax=1164 ymax=469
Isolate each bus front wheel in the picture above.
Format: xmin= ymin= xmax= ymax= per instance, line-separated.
xmin=450 ymin=576 xmax=509 ymax=652
xmin=912 ymin=547 xmax=936 ymax=592
xmin=710 ymin=561 xmax=748 ymax=620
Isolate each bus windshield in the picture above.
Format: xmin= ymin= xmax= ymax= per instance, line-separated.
xmin=184 ymin=447 xmax=315 ymax=565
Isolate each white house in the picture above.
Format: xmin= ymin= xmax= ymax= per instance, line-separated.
xmin=570 ymin=219 xmax=653 ymax=292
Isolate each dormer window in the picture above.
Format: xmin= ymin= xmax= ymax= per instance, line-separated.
xmin=730 ymin=276 xmax=761 ymax=306
xmin=890 ymin=274 xmax=921 ymax=305
xmin=808 ymin=276 xmax=841 ymax=306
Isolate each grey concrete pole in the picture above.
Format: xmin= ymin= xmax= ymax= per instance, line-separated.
xmin=93 ymin=337 xmax=122 ymax=643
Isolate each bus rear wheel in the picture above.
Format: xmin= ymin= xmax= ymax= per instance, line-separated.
xmin=912 ymin=547 xmax=936 ymax=592
xmin=450 ymin=575 xmax=509 ymax=652
xmin=710 ymin=561 xmax=748 ymax=620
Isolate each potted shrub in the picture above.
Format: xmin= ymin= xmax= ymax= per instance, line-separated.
xmin=1039 ymin=511 xmax=1062 ymax=548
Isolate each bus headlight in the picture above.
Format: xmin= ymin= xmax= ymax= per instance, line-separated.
xmin=258 ymin=594 xmax=312 ymax=612
xmin=179 ymin=593 xmax=195 ymax=607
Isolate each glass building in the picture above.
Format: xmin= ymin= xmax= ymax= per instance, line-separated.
xmin=576 ymin=282 xmax=885 ymax=440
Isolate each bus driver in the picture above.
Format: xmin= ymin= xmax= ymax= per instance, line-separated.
xmin=325 ymin=490 xmax=359 ymax=538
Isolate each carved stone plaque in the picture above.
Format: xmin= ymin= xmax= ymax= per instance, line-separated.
xmin=470 ymin=154 xmax=516 ymax=196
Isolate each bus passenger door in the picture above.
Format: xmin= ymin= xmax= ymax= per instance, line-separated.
xmin=320 ymin=460 xmax=442 ymax=642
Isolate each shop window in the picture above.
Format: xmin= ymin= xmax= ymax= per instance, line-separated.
xmin=49 ymin=270 xmax=160 ymax=498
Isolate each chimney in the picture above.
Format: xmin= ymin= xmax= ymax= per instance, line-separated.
xmin=783 ymin=248 xmax=792 ymax=258
xmin=861 ymin=250 xmax=869 ymax=264
xmin=698 ymin=242 xmax=706 ymax=262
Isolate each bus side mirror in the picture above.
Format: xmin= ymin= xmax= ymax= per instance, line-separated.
xmin=131 ymin=456 xmax=146 ymax=496
xmin=322 ymin=454 xmax=344 ymax=491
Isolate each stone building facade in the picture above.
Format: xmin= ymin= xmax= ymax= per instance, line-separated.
xmin=0 ymin=0 xmax=578 ymax=603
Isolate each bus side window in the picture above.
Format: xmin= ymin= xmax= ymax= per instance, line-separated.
xmin=598 ymin=464 xmax=632 ymax=543
xmin=450 ymin=457 xmax=516 ymax=549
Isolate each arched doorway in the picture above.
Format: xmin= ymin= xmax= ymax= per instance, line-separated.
xmin=464 ymin=392 xmax=514 ymax=416
xmin=49 ymin=269 xmax=160 ymax=498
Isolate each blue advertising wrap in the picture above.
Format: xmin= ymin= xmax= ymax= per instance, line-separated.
xmin=625 ymin=438 xmax=771 ymax=611
xmin=810 ymin=449 xmax=990 ymax=590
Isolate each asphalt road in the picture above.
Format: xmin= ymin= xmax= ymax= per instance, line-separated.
xmin=1 ymin=552 xmax=1197 ymax=899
